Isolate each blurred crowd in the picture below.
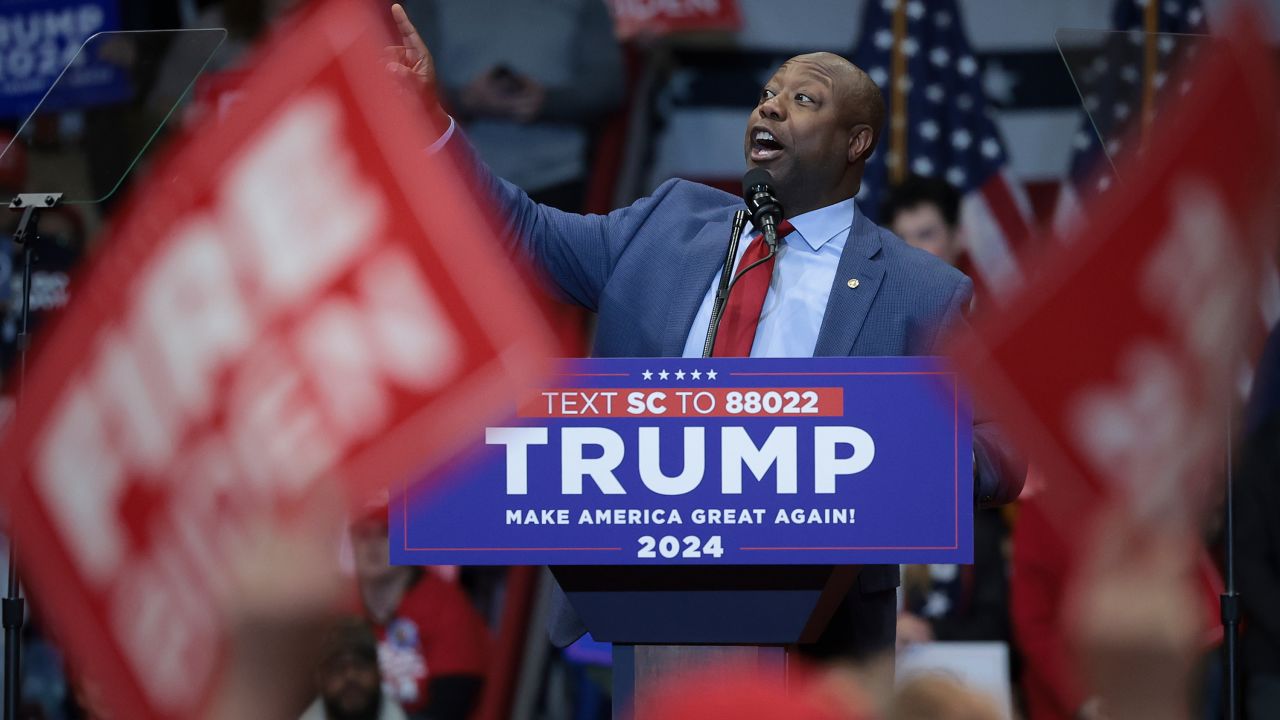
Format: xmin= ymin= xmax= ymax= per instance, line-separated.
xmin=0 ymin=1 xmax=1278 ymax=719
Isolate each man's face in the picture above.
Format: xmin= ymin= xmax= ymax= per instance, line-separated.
xmin=350 ymin=519 xmax=392 ymax=581
xmin=319 ymin=652 xmax=383 ymax=720
xmin=744 ymin=59 xmax=854 ymax=215
xmin=890 ymin=203 xmax=961 ymax=265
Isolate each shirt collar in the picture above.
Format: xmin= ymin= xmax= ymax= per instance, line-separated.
xmin=785 ymin=197 xmax=857 ymax=252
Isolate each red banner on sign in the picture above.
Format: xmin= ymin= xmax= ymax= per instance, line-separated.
xmin=0 ymin=0 xmax=556 ymax=717
xmin=609 ymin=0 xmax=742 ymax=40
xmin=949 ymin=5 xmax=1280 ymax=529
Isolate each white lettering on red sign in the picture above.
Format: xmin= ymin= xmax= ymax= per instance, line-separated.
xmin=1069 ymin=179 xmax=1244 ymax=517
xmin=613 ymin=0 xmax=725 ymax=23
xmin=30 ymin=90 xmax=461 ymax=710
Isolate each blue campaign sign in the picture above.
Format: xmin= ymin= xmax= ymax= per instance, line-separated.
xmin=391 ymin=357 xmax=973 ymax=566
xmin=0 ymin=0 xmax=125 ymax=119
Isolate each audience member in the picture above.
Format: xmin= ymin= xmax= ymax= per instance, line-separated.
xmin=880 ymin=174 xmax=1001 ymax=305
xmin=897 ymin=508 xmax=1011 ymax=649
xmin=880 ymin=175 xmax=963 ymax=266
xmin=300 ymin=617 xmax=407 ymax=720
xmin=350 ymin=510 xmax=490 ymax=720
xmin=401 ymin=0 xmax=624 ymax=211
xmin=883 ymin=175 xmax=1011 ymax=655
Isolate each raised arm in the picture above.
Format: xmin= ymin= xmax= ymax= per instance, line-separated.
xmin=388 ymin=4 xmax=449 ymax=130
xmin=466 ymin=151 xmax=684 ymax=311
xmin=386 ymin=4 xmax=681 ymax=311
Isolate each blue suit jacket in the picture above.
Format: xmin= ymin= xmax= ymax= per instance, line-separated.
xmin=465 ymin=145 xmax=1025 ymax=646
xmin=500 ymin=176 xmax=968 ymax=359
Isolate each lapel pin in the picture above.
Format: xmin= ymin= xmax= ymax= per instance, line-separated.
xmin=847 ymin=278 xmax=860 ymax=289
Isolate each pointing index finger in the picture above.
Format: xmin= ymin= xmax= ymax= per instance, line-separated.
xmin=390 ymin=4 xmax=428 ymax=59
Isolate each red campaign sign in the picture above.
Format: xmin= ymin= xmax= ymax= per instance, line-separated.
xmin=0 ymin=0 xmax=556 ymax=717
xmin=949 ymin=5 xmax=1280 ymax=527
xmin=609 ymin=0 xmax=742 ymax=39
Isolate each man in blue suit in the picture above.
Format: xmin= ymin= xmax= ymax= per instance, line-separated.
xmin=389 ymin=4 xmax=1024 ymax=661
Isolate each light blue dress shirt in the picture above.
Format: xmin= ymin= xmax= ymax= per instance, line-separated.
xmin=681 ymin=198 xmax=856 ymax=358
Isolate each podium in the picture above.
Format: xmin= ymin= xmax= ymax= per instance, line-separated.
xmin=552 ymin=563 xmax=856 ymax=715
xmin=392 ymin=356 xmax=973 ymax=717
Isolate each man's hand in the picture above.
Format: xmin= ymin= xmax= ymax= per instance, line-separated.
xmin=459 ymin=71 xmax=511 ymax=119
xmin=1065 ymin=508 xmax=1200 ymax=720
xmin=460 ymin=68 xmax=547 ymax=123
xmin=506 ymin=76 xmax=547 ymax=123
xmin=203 ymin=490 xmax=347 ymax=720
xmin=387 ymin=4 xmax=448 ymax=127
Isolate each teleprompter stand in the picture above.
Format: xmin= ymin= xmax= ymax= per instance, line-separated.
xmin=3 ymin=192 xmax=63 ymax=720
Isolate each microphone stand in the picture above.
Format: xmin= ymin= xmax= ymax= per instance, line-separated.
xmin=1222 ymin=411 xmax=1239 ymax=720
xmin=4 ymin=192 xmax=61 ymax=720
xmin=702 ymin=210 xmax=748 ymax=357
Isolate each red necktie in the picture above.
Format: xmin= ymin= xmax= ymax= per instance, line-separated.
xmin=712 ymin=219 xmax=794 ymax=357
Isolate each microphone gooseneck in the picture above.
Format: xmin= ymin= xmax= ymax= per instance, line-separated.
xmin=742 ymin=167 xmax=784 ymax=251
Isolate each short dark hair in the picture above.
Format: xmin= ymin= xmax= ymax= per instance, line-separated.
xmin=319 ymin=616 xmax=380 ymax=668
xmin=880 ymin=175 xmax=961 ymax=228
xmin=861 ymin=78 xmax=886 ymax=156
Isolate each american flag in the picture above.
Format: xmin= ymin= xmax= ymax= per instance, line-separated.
xmin=1054 ymin=0 xmax=1274 ymax=389
xmin=1055 ymin=0 xmax=1280 ymax=385
xmin=852 ymin=0 xmax=1035 ymax=301
xmin=1053 ymin=0 xmax=1210 ymax=234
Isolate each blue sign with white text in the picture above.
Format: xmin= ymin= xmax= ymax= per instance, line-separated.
xmin=0 ymin=0 xmax=125 ymax=119
xmin=391 ymin=357 xmax=973 ymax=566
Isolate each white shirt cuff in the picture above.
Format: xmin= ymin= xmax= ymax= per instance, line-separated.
xmin=425 ymin=115 xmax=457 ymax=155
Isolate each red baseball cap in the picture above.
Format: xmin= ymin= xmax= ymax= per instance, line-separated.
xmin=632 ymin=663 xmax=870 ymax=720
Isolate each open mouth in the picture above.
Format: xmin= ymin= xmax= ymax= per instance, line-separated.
xmin=750 ymin=128 xmax=784 ymax=161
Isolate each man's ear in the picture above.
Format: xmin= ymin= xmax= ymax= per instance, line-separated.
xmin=848 ymin=124 xmax=874 ymax=163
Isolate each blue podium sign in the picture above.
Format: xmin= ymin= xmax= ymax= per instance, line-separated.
xmin=391 ymin=357 xmax=973 ymax=566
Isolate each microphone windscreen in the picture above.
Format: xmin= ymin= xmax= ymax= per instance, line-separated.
xmin=742 ymin=167 xmax=774 ymax=202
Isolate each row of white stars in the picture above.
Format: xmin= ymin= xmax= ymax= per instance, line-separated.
xmin=640 ymin=369 xmax=718 ymax=381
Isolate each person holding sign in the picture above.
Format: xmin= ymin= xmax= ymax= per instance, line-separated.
xmin=385 ymin=3 xmax=1024 ymax=663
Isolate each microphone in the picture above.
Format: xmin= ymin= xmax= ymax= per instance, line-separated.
xmin=742 ymin=168 xmax=785 ymax=251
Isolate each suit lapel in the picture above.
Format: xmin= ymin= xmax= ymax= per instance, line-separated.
xmin=813 ymin=213 xmax=884 ymax=357
xmin=661 ymin=215 xmax=735 ymax=356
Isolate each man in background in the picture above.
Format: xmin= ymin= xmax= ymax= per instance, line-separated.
xmin=349 ymin=510 xmax=489 ymax=720
xmin=400 ymin=0 xmax=624 ymax=211
xmin=882 ymin=175 xmax=1012 ymax=655
xmin=300 ymin=617 xmax=407 ymax=720
xmin=880 ymin=174 xmax=963 ymax=266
